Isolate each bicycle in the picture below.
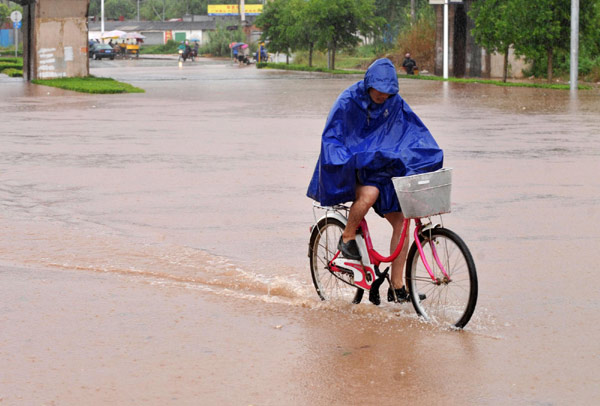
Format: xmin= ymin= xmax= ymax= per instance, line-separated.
xmin=308 ymin=168 xmax=478 ymax=328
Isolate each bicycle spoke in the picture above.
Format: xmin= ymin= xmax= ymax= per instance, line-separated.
xmin=310 ymin=219 xmax=361 ymax=303
xmin=407 ymin=228 xmax=477 ymax=328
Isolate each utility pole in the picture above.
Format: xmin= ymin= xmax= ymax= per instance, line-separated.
xmin=443 ymin=0 xmax=448 ymax=79
xmin=240 ymin=0 xmax=246 ymax=23
xmin=411 ymin=0 xmax=415 ymax=24
xmin=101 ymin=0 xmax=104 ymax=37
xmin=570 ymin=0 xmax=579 ymax=91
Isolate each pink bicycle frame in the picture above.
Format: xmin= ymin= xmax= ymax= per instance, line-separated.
xmin=359 ymin=217 xmax=451 ymax=282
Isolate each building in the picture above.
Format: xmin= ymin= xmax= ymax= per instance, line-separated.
xmin=16 ymin=0 xmax=89 ymax=80
xmin=432 ymin=0 xmax=530 ymax=79
xmin=88 ymin=16 xmax=261 ymax=47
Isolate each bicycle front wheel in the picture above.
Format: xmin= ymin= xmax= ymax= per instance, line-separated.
xmin=309 ymin=217 xmax=363 ymax=304
xmin=406 ymin=227 xmax=477 ymax=328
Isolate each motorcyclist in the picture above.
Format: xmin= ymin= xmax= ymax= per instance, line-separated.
xmin=184 ymin=40 xmax=192 ymax=61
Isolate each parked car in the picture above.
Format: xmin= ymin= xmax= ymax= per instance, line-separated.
xmin=89 ymin=43 xmax=115 ymax=60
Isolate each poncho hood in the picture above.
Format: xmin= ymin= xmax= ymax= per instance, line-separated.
xmin=364 ymin=58 xmax=399 ymax=95
xmin=307 ymin=58 xmax=443 ymax=208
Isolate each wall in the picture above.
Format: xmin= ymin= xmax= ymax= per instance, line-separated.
xmin=489 ymin=47 xmax=531 ymax=79
xmin=140 ymin=31 xmax=163 ymax=46
xmin=0 ymin=29 xmax=14 ymax=47
xmin=23 ymin=0 xmax=90 ymax=80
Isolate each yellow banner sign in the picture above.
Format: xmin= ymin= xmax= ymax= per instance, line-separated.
xmin=208 ymin=4 xmax=263 ymax=15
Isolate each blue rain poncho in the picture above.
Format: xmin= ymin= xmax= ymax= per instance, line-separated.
xmin=307 ymin=58 xmax=443 ymax=216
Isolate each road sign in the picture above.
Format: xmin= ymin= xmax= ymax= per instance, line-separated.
xmin=10 ymin=10 xmax=22 ymax=23
xmin=13 ymin=21 xmax=22 ymax=29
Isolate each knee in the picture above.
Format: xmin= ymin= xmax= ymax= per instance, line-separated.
xmin=356 ymin=186 xmax=379 ymax=206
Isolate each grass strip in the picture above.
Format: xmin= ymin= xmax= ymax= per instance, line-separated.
xmin=257 ymin=62 xmax=592 ymax=90
xmin=31 ymin=76 xmax=144 ymax=94
xmin=399 ymin=73 xmax=592 ymax=90
xmin=257 ymin=62 xmax=363 ymax=75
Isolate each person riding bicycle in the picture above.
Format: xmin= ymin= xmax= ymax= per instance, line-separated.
xmin=306 ymin=58 xmax=443 ymax=302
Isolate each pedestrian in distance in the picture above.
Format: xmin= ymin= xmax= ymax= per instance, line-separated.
xmin=402 ymin=52 xmax=417 ymax=75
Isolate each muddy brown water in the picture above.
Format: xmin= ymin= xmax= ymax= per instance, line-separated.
xmin=1 ymin=58 xmax=599 ymax=405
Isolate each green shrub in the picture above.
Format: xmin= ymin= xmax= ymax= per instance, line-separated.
xmin=0 ymin=57 xmax=21 ymax=64
xmin=394 ymin=10 xmax=436 ymax=73
xmin=0 ymin=45 xmax=23 ymax=57
xmin=2 ymin=68 xmax=22 ymax=77
xmin=200 ymin=24 xmax=244 ymax=57
xmin=586 ymin=65 xmax=600 ymax=83
xmin=140 ymin=39 xmax=180 ymax=54
xmin=524 ymin=46 xmax=600 ymax=82
xmin=0 ymin=62 xmax=21 ymax=71
xmin=292 ymin=49 xmax=374 ymax=70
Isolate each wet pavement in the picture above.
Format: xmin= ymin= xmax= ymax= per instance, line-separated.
xmin=1 ymin=57 xmax=600 ymax=405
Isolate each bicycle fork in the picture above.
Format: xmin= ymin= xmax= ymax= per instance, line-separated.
xmin=414 ymin=220 xmax=451 ymax=284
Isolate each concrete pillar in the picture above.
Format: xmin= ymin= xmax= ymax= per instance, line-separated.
xmin=434 ymin=1 xmax=484 ymax=78
xmin=20 ymin=0 xmax=90 ymax=80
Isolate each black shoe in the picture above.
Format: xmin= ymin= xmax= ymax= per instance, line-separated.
xmin=337 ymin=236 xmax=361 ymax=260
xmin=387 ymin=286 xmax=426 ymax=303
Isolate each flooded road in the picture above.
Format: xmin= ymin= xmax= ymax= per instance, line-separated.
xmin=1 ymin=57 xmax=599 ymax=405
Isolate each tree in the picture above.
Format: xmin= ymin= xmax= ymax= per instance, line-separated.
xmin=105 ymin=0 xmax=136 ymax=20
xmin=141 ymin=0 xmax=168 ymax=21
xmin=169 ymin=0 xmax=209 ymax=17
xmin=516 ymin=0 xmax=600 ymax=82
xmin=202 ymin=23 xmax=244 ymax=56
xmin=290 ymin=0 xmax=320 ymax=67
xmin=0 ymin=3 xmax=10 ymax=25
xmin=471 ymin=0 xmax=600 ymax=82
xmin=88 ymin=0 xmax=136 ymax=20
xmin=469 ymin=0 xmax=521 ymax=82
xmin=309 ymin=0 xmax=382 ymax=70
xmin=517 ymin=0 xmax=567 ymax=81
xmin=256 ymin=0 xmax=381 ymax=69
xmin=373 ymin=0 xmax=429 ymax=50
xmin=255 ymin=0 xmax=296 ymax=62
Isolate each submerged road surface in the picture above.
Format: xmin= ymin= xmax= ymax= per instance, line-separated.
xmin=1 ymin=57 xmax=599 ymax=405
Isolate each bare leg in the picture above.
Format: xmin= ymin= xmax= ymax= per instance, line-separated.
xmin=384 ymin=212 xmax=409 ymax=289
xmin=342 ymin=184 xmax=379 ymax=243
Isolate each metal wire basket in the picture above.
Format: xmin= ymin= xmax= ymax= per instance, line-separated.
xmin=392 ymin=168 xmax=452 ymax=219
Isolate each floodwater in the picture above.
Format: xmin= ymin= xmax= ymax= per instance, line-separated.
xmin=1 ymin=57 xmax=599 ymax=405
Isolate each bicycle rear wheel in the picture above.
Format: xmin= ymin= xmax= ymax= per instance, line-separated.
xmin=309 ymin=217 xmax=363 ymax=304
xmin=406 ymin=227 xmax=477 ymax=328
